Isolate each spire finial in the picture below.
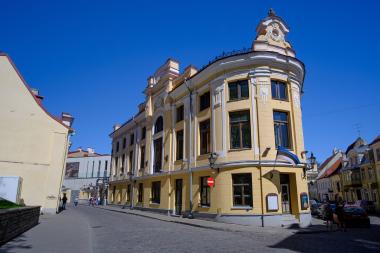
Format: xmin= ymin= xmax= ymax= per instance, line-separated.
xmin=268 ymin=8 xmax=276 ymax=17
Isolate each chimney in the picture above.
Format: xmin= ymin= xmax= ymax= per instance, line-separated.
xmin=87 ymin=147 xmax=95 ymax=155
xmin=31 ymin=88 xmax=44 ymax=103
xmin=61 ymin=113 xmax=74 ymax=127
xmin=113 ymin=124 xmax=121 ymax=131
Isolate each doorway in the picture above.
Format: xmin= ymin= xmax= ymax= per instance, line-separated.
xmin=175 ymin=179 xmax=183 ymax=215
xmin=280 ymin=174 xmax=291 ymax=214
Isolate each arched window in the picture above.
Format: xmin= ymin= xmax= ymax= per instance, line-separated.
xmin=154 ymin=116 xmax=163 ymax=134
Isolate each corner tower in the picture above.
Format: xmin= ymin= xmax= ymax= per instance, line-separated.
xmin=252 ymin=9 xmax=295 ymax=57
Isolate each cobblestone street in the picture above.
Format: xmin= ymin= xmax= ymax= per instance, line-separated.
xmin=1 ymin=206 xmax=380 ymax=253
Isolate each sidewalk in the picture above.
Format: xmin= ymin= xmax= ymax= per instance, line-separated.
xmin=0 ymin=209 xmax=92 ymax=253
xmin=94 ymin=204 xmax=326 ymax=235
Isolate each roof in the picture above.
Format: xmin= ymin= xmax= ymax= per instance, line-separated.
xmin=317 ymin=152 xmax=344 ymax=179
xmin=369 ymin=135 xmax=380 ymax=146
xmin=68 ymin=150 xmax=109 ymax=158
xmin=345 ymin=137 xmax=366 ymax=154
xmin=0 ymin=52 xmax=73 ymax=133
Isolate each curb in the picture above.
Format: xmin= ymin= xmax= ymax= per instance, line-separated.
xmin=94 ymin=206 xmax=244 ymax=233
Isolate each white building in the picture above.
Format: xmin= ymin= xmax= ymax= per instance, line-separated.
xmin=62 ymin=147 xmax=111 ymax=203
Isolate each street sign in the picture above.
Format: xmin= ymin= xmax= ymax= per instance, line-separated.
xmin=207 ymin=177 xmax=215 ymax=187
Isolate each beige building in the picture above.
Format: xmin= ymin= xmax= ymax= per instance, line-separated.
xmin=108 ymin=10 xmax=311 ymax=227
xmin=0 ymin=52 xmax=73 ymax=214
xmin=360 ymin=135 xmax=380 ymax=211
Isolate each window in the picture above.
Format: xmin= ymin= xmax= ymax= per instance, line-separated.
xmin=151 ymin=181 xmax=161 ymax=204
xmin=271 ymin=80 xmax=287 ymax=100
xmin=368 ymin=168 xmax=373 ymax=179
xmin=361 ymin=170 xmax=366 ymax=180
xmin=141 ymin=127 xmax=146 ymax=140
xmin=273 ymin=111 xmax=290 ymax=148
xmin=138 ymin=183 xmax=143 ymax=203
xmin=104 ymin=160 xmax=108 ymax=177
xmin=229 ymin=80 xmax=249 ymax=101
xmin=230 ymin=111 xmax=251 ymax=149
xmin=153 ymin=138 xmax=163 ymax=173
xmin=199 ymin=91 xmax=210 ymax=111
xmin=200 ymin=177 xmax=211 ymax=206
xmin=116 ymin=141 xmax=120 ymax=152
xmin=122 ymin=137 xmax=126 ymax=149
xmin=91 ymin=161 xmax=94 ymax=177
xmin=199 ymin=120 xmax=211 ymax=155
xmin=176 ymin=105 xmax=184 ymax=122
xmin=114 ymin=157 xmax=118 ymax=175
xmin=337 ymin=182 xmax=340 ymax=192
xmin=129 ymin=151 xmax=133 ymax=172
xmin=127 ymin=184 xmax=131 ymax=202
xmin=154 ymin=116 xmax=163 ymax=134
xmin=176 ymin=130 xmax=184 ymax=160
xmin=130 ymin=134 xmax=134 ymax=145
xmin=376 ymin=148 xmax=380 ymax=161
xmin=121 ymin=154 xmax=125 ymax=174
xmin=232 ymin=173 xmax=252 ymax=207
xmin=140 ymin=146 xmax=145 ymax=169
xmin=97 ymin=161 xmax=101 ymax=177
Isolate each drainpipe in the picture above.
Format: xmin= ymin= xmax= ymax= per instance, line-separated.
xmin=254 ymin=79 xmax=265 ymax=227
xmin=185 ymin=78 xmax=194 ymax=219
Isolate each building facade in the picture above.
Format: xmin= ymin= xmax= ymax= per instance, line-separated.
xmin=0 ymin=52 xmax=73 ymax=214
xmin=62 ymin=148 xmax=111 ymax=204
xmin=108 ymin=10 xmax=311 ymax=227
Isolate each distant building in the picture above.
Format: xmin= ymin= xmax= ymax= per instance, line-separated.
xmin=0 ymin=52 xmax=74 ymax=214
xmin=360 ymin=136 xmax=380 ymax=211
xmin=62 ymin=147 xmax=111 ymax=204
xmin=317 ymin=150 xmax=344 ymax=201
xmin=341 ymin=138 xmax=368 ymax=202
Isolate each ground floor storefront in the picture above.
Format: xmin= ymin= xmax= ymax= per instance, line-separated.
xmin=108 ymin=166 xmax=311 ymax=227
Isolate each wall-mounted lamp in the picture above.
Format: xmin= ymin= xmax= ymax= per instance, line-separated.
xmin=208 ymin=152 xmax=219 ymax=173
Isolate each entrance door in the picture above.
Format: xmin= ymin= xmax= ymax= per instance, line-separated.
xmin=175 ymin=179 xmax=183 ymax=215
xmin=281 ymin=184 xmax=291 ymax=214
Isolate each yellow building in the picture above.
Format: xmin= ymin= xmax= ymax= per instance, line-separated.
xmin=108 ymin=10 xmax=311 ymax=227
xmin=0 ymin=52 xmax=73 ymax=214
xmin=360 ymin=135 xmax=380 ymax=211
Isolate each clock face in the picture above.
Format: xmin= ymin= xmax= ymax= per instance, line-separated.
xmin=270 ymin=27 xmax=282 ymax=42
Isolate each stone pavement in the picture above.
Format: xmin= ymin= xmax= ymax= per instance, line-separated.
xmin=0 ymin=207 xmax=93 ymax=253
xmin=1 ymin=205 xmax=380 ymax=253
xmin=95 ymin=204 xmax=295 ymax=234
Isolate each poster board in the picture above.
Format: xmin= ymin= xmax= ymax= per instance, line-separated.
xmin=266 ymin=193 xmax=279 ymax=212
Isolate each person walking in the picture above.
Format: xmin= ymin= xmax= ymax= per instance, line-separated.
xmin=62 ymin=194 xmax=68 ymax=210
xmin=74 ymin=197 xmax=79 ymax=207
xmin=324 ymin=203 xmax=334 ymax=230
xmin=336 ymin=200 xmax=346 ymax=231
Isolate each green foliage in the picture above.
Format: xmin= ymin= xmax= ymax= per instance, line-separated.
xmin=0 ymin=199 xmax=20 ymax=209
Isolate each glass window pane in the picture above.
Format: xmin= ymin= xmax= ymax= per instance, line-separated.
xmin=280 ymin=124 xmax=289 ymax=148
xmin=240 ymin=81 xmax=249 ymax=98
xmin=242 ymin=123 xmax=251 ymax=148
xmin=271 ymin=82 xmax=277 ymax=98
xmin=230 ymin=124 xmax=240 ymax=149
xmin=279 ymin=83 xmax=287 ymax=99
xmin=229 ymin=83 xmax=238 ymax=100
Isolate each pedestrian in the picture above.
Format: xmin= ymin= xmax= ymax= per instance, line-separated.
xmin=89 ymin=196 xmax=92 ymax=206
xmin=74 ymin=197 xmax=79 ymax=207
xmin=336 ymin=200 xmax=346 ymax=232
xmin=324 ymin=203 xmax=334 ymax=230
xmin=62 ymin=193 xmax=68 ymax=210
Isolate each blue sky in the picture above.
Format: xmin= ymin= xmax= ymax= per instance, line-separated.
xmin=2 ymin=1 xmax=379 ymax=162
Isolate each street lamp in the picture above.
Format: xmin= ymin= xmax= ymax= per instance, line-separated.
xmin=303 ymin=152 xmax=317 ymax=178
xmin=208 ymin=152 xmax=219 ymax=171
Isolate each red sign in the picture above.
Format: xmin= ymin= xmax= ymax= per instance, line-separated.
xmin=207 ymin=177 xmax=215 ymax=187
